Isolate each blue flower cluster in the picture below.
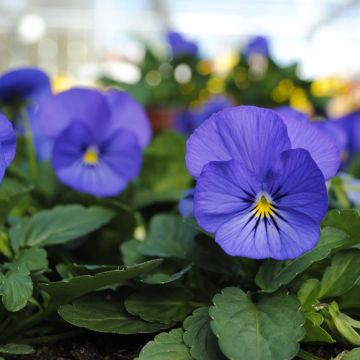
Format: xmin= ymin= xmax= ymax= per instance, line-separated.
xmin=186 ymin=106 xmax=341 ymax=260
xmin=0 ymin=67 xmax=152 ymax=198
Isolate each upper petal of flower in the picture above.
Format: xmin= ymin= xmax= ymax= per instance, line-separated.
xmin=37 ymin=88 xmax=111 ymax=140
xmin=0 ymin=67 xmax=50 ymax=103
xmin=105 ymin=89 xmax=152 ymax=148
xmin=276 ymin=107 xmax=340 ymax=180
xmin=186 ymin=106 xmax=291 ymax=180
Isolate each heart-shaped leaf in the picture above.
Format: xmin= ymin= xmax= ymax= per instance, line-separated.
xmin=138 ymin=328 xmax=192 ymax=360
xmin=209 ymin=287 xmax=305 ymax=360
xmin=183 ymin=307 xmax=225 ymax=360
xmin=0 ymin=269 xmax=33 ymax=312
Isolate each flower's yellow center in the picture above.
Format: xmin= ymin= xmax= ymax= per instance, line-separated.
xmin=83 ymin=146 xmax=99 ymax=165
xmin=254 ymin=195 xmax=275 ymax=218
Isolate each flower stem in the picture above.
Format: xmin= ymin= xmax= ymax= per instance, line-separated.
xmin=21 ymin=107 xmax=38 ymax=181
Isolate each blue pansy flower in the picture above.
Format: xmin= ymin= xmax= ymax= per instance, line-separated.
xmin=166 ymin=31 xmax=198 ymax=58
xmin=0 ymin=67 xmax=52 ymax=160
xmin=0 ymin=67 xmax=50 ymax=103
xmin=243 ymin=36 xmax=269 ymax=58
xmin=336 ymin=110 xmax=360 ymax=158
xmin=178 ymin=189 xmax=194 ymax=218
xmin=0 ymin=113 xmax=17 ymax=180
xmin=315 ymin=120 xmax=349 ymax=165
xmin=186 ymin=106 xmax=339 ymax=259
xmin=176 ymin=96 xmax=233 ymax=136
xmin=37 ymin=88 xmax=151 ymax=197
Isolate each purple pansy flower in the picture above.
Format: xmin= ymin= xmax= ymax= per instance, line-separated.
xmin=315 ymin=120 xmax=349 ymax=165
xmin=176 ymin=96 xmax=233 ymax=136
xmin=166 ymin=31 xmax=198 ymax=58
xmin=37 ymin=88 xmax=151 ymax=197
xmin=186 ymin=106 xmax=338 ymax=260
xmin=336 ymin=110 xmax=360 ymax=158
xmin=0 ymin=113 xmax=17 ymax=179
xmin=243 ymin=36 xmax=270 ymax=58
xmin=178 ymin=189 xmax=194 ymax=218
xmin=0 ymin=67 xmax=52 ymax=160
xmin=0 ymin=67 xmax=50 ymax=103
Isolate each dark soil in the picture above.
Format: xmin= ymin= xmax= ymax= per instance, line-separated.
xmin=5 ymin=333 xmax=152 ymax=360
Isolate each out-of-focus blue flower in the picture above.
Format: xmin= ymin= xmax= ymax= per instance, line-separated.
xmin=0 ymin=67 xmax=50 ymax=104
xmin=166 ymin=31 xmax=198 ymax=58
xmin=243 ymin=36 xmax=269 ymax=58
xmin=178 ymin=189 xmax=194 ymax=218
xmin=315 ymin=120 xmax=349 ymax=165
xmin=0 ymin=67 xmax=52 ymax=161
xmin=274 ymin=106 xmax=340 ymax=180
xmin=176 ymin=96 xmax=233 ymax=136
xmin=335 ymin=110 xmax=360 ymax=158
xmin=37 ymin=88 xmax=151 ymax=197
xmin=186 ymin=106 xmax=336 ymax=260
xmin=0 ymin=113 xmax=16 ymax=180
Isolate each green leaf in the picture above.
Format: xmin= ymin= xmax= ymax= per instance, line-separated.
xmin=138 ymin=214 xmax=198 ymax=260
xmin=120 ymin=239 xmax=146 ymax=266
xmin=138 ymin=132 xmax=192 ymax=194
xmin=343 ymin=348 xmax=360 ymax=359
xmin=0 ymin=343 xmax=34 ymax=355
xmin=339 ymin=286 xmax=360 ymax=310
xmin=8 ymin=247 xmax=48 ymax=272
xmin=138 ymin=328 xmax=192 ymax=360
xmin=39 ymin=259 xmax=162 ymax=306
xmin=209 ymin=287 xmax=305 ymax=360
xmin=320 ymin=249 xmax=360 ymax=298
xmin=0 ymin=178 xmax=33 ymax=221
xmin=0 ymin=269 xmax=33 ymax=311
xmin=302 ymin=313 xmax=335 ymax=343
xmin=0 ymin=233 xmax=12 ymax=259
xmin=141 ymin=265 xmax=191 ymax=285
xmin=322 ymin=209 xmax=360 ymax=248
xmin=255 ymin=227 xmax=348 ymax=292
xmin=298 ymin=279 xmax=321 ymax=312
xmin=125 ymin=286 xmax=193 ymax=324
xmin=183 ymin=307 xmax=225 ymax=360
xmin=10 ymin=205 xmax=115 ymax=250
xmin=58 ymin=294 xmax=170 ymax=334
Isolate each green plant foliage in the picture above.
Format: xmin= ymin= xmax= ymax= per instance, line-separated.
xmin=209 ymin=287 xmax=305 ymax=360
xmin=256 ymin=227 xmax=348 ymax=292
xmin=0 ymin=268 xmax=33 ymax=311
xmin=138 ymin=328 xmax=192 ymax=360
xmin=183 ymin=307 xmax=225 ymax=360
xmin=9 ymin=205 xmax=115 ymax=250
xmin=320 ymin=250 xmax=360 ymax=298
xmin=138 ymin=214 xmax=198 ymax=259
xmin=125 ymin=286 xmax=194 ymax=324
xmin=40 ymin=259 xmax=163 ymax=305
xmin=58 ymin=294 xmax=170 ymax=334
xmin=0 ymin=343 xmax=34 ymax=355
